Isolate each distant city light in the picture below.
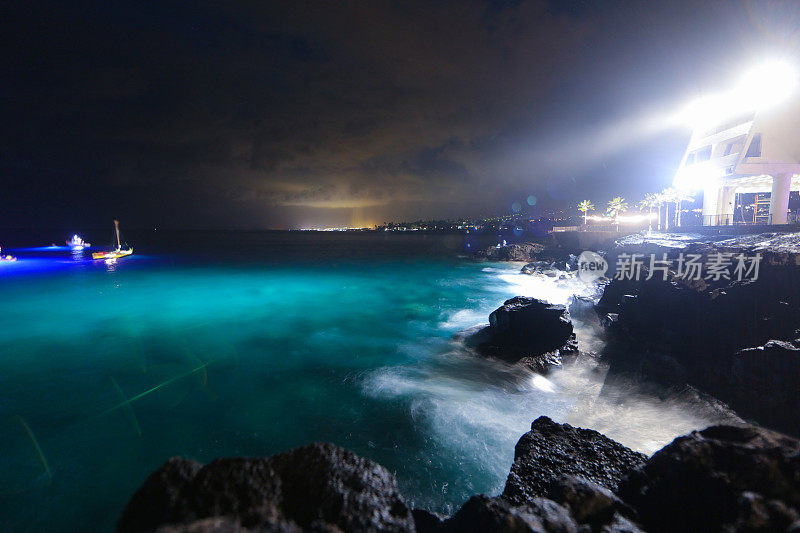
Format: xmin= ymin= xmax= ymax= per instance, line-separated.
xmin=674 ymin=59 xmax=798 ymax=128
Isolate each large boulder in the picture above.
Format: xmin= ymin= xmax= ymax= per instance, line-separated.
xmin=619 ymin=424 xmax=800 ymax=532
xmin=468 ymin=297 xmax=576 ymax=369
xmin=501 ymin=416 xmax=647 ymax=506
xmin=117 ymin=443 xmax=415 ymax=533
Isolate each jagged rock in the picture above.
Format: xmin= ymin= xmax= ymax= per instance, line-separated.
xmin=474 ymin=297 xmax=575 ymax=364
xmin=545 ymin=475 xmax=634 ymax=528
xmin=502 ymin=417 xmax=647 ymax=506
xmin=489 ymin=298 xmax=573 ymax=348
xmin=440 ymin=495 xmax=578 ymax=533
xmin=474 ymin=243 xmax=545 ymax=262
xmin=619 ymin=424 xmax=800 ymax=533
xmin=462 ymin=297 xmax=576 ymax=371
xmin=117 ymin=443 xmax=415 ymax=533
xmin=521 ymin=258 xmax=575 ymax=276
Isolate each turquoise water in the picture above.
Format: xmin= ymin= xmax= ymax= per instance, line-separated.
xmin=0 ymin=232 xmax=733 ymax=530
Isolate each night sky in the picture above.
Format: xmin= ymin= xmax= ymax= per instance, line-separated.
xmin=3 ymin=1 xmax=800 ymax=229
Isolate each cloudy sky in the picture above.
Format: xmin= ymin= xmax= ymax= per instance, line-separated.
xmin=3 ymin=0 xmax=800 ymax=229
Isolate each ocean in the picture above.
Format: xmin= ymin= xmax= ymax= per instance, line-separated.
xmin=0 ymin=231 xmax=733 ymax=530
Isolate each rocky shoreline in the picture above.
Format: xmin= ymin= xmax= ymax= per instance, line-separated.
xmin=595 ymin=233 xmax=800 ymax=435
xmin=475 ymin=232 xmax=800 ymax=436
xmin=117 ymin=232 xmax=800 ymax=532
xmin=118 ymin=417 xmax=800 ymax=532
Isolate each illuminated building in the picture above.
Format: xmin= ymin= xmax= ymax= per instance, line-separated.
xmin=672 ymin=60 xmax=800 ymax=225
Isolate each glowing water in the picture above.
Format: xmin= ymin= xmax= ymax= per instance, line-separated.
xmin=0 ymin=232 xmax=737 ymax=529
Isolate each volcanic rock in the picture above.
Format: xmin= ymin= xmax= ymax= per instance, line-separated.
xmin=545 ymin=475 xmax=634 ymax=528
xmin=117 ymin=443 xmax=415 ymax=533
xmin=502 ymin=416 xmax=647 ymax=506
xmin=618 ymin=424 xmax=800 ymax=532
xmin=467 ymin=297 xmax=576 ymax=370
xmin=474 ymin=242 xmax=545 ymax=262
xmin=730 ymin=339 xmax=800 ymax=431
xmin=440 ymin=495 xmax=578 ymax=533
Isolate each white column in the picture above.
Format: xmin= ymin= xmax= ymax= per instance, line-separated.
xmin=702 ymin=185 xmax=720 ymax=226
xmin=718 ymin=187 xmax=736 ymax=225
xmin=769 ymin=173 xmax=791 ymax=224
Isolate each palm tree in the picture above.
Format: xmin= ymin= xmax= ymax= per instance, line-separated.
xmin=673 ymin=189 xmax=695 ymax=227
xmin=577 ymin=200 xmax=595 ymax=226
xmin=606 ymin=196 xmax=629 ymax=230
xmin=661 ymin=187 xmax=678 ymax=231
xmin=639 ymin=193 xmax=659 ymax=232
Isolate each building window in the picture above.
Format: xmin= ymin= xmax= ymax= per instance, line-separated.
xmin=696 ymin=145 xmax=712 ymax=162
xmin=724 ymin=137 xmax=745 ymax=156
xmin=685 ymin=152 xmax=695 ymax=165
xmin=746 ymin=133 xmax=762 ymax=157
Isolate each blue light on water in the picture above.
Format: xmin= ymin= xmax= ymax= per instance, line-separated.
xmin=0 ymin=234 xmax=733 ymax=532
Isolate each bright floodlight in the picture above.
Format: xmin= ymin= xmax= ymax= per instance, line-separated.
xmin=674 ymin=59 xmax=798 ymax=128
xmin=673 ymin=161 xmax=725 ymax=191
xmin=737 ymin=59 xmax=798 ymax=111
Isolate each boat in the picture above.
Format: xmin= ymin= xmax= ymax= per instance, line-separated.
xmin=0 ymin=246 xmax=16 ymax=261
xmin=92 ymin=220 xmax=133 ymax=260
xmin=67 ymin=234 xmax=90 ymax=249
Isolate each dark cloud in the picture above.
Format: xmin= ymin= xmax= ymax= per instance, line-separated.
xmin=2 ymin=0 xmax=799 ymax=228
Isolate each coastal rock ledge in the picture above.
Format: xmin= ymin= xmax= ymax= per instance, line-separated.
xmin=118 ymin=418 xmax=800 ymax=533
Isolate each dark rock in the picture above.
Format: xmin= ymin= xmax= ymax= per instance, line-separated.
xmin=599 ymin=514 xmax=645 ymax=533
xmin=489 ymin=297 xmax=572 ymax=347
xmin=119 ymin=458 xmax=203 ymax=533
xmin=618 ymin=424 xmax=800 ymax=533
xmin=154 ymin=516 xmax=301 ymax=532
xmin=477 ymin=297 xmax=575 ymax=364
xmin=441 ymin=495 xmax=578 ymax=533
xmin=411 ymin=509 xmax=444 ymax=533
xmin=118 ymin=443 xmax=415 ymax=533
xmin=519 ymin=351 xmax=565 ymax=374
xmin=545 ymin=475 xmax=634 ymax=528
xmin=502 ymin=416 xmax=647 ymax=506
xmin=474 ymin=243 xmax=545 ymax=262
xmin=596 ymin=237 xmax=800 ymax=360
xmin=521 ymin=258 xmax=575 ymax=276
xmin=595 ymin=237 xmax=800 ymax=434
xmin=730 ymin=339 xmax=800 ymax=431
xmin=462 ymin=297 xmax=576 ymax=371
xmin=730 ymin=491 xmax=799 ymax=532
